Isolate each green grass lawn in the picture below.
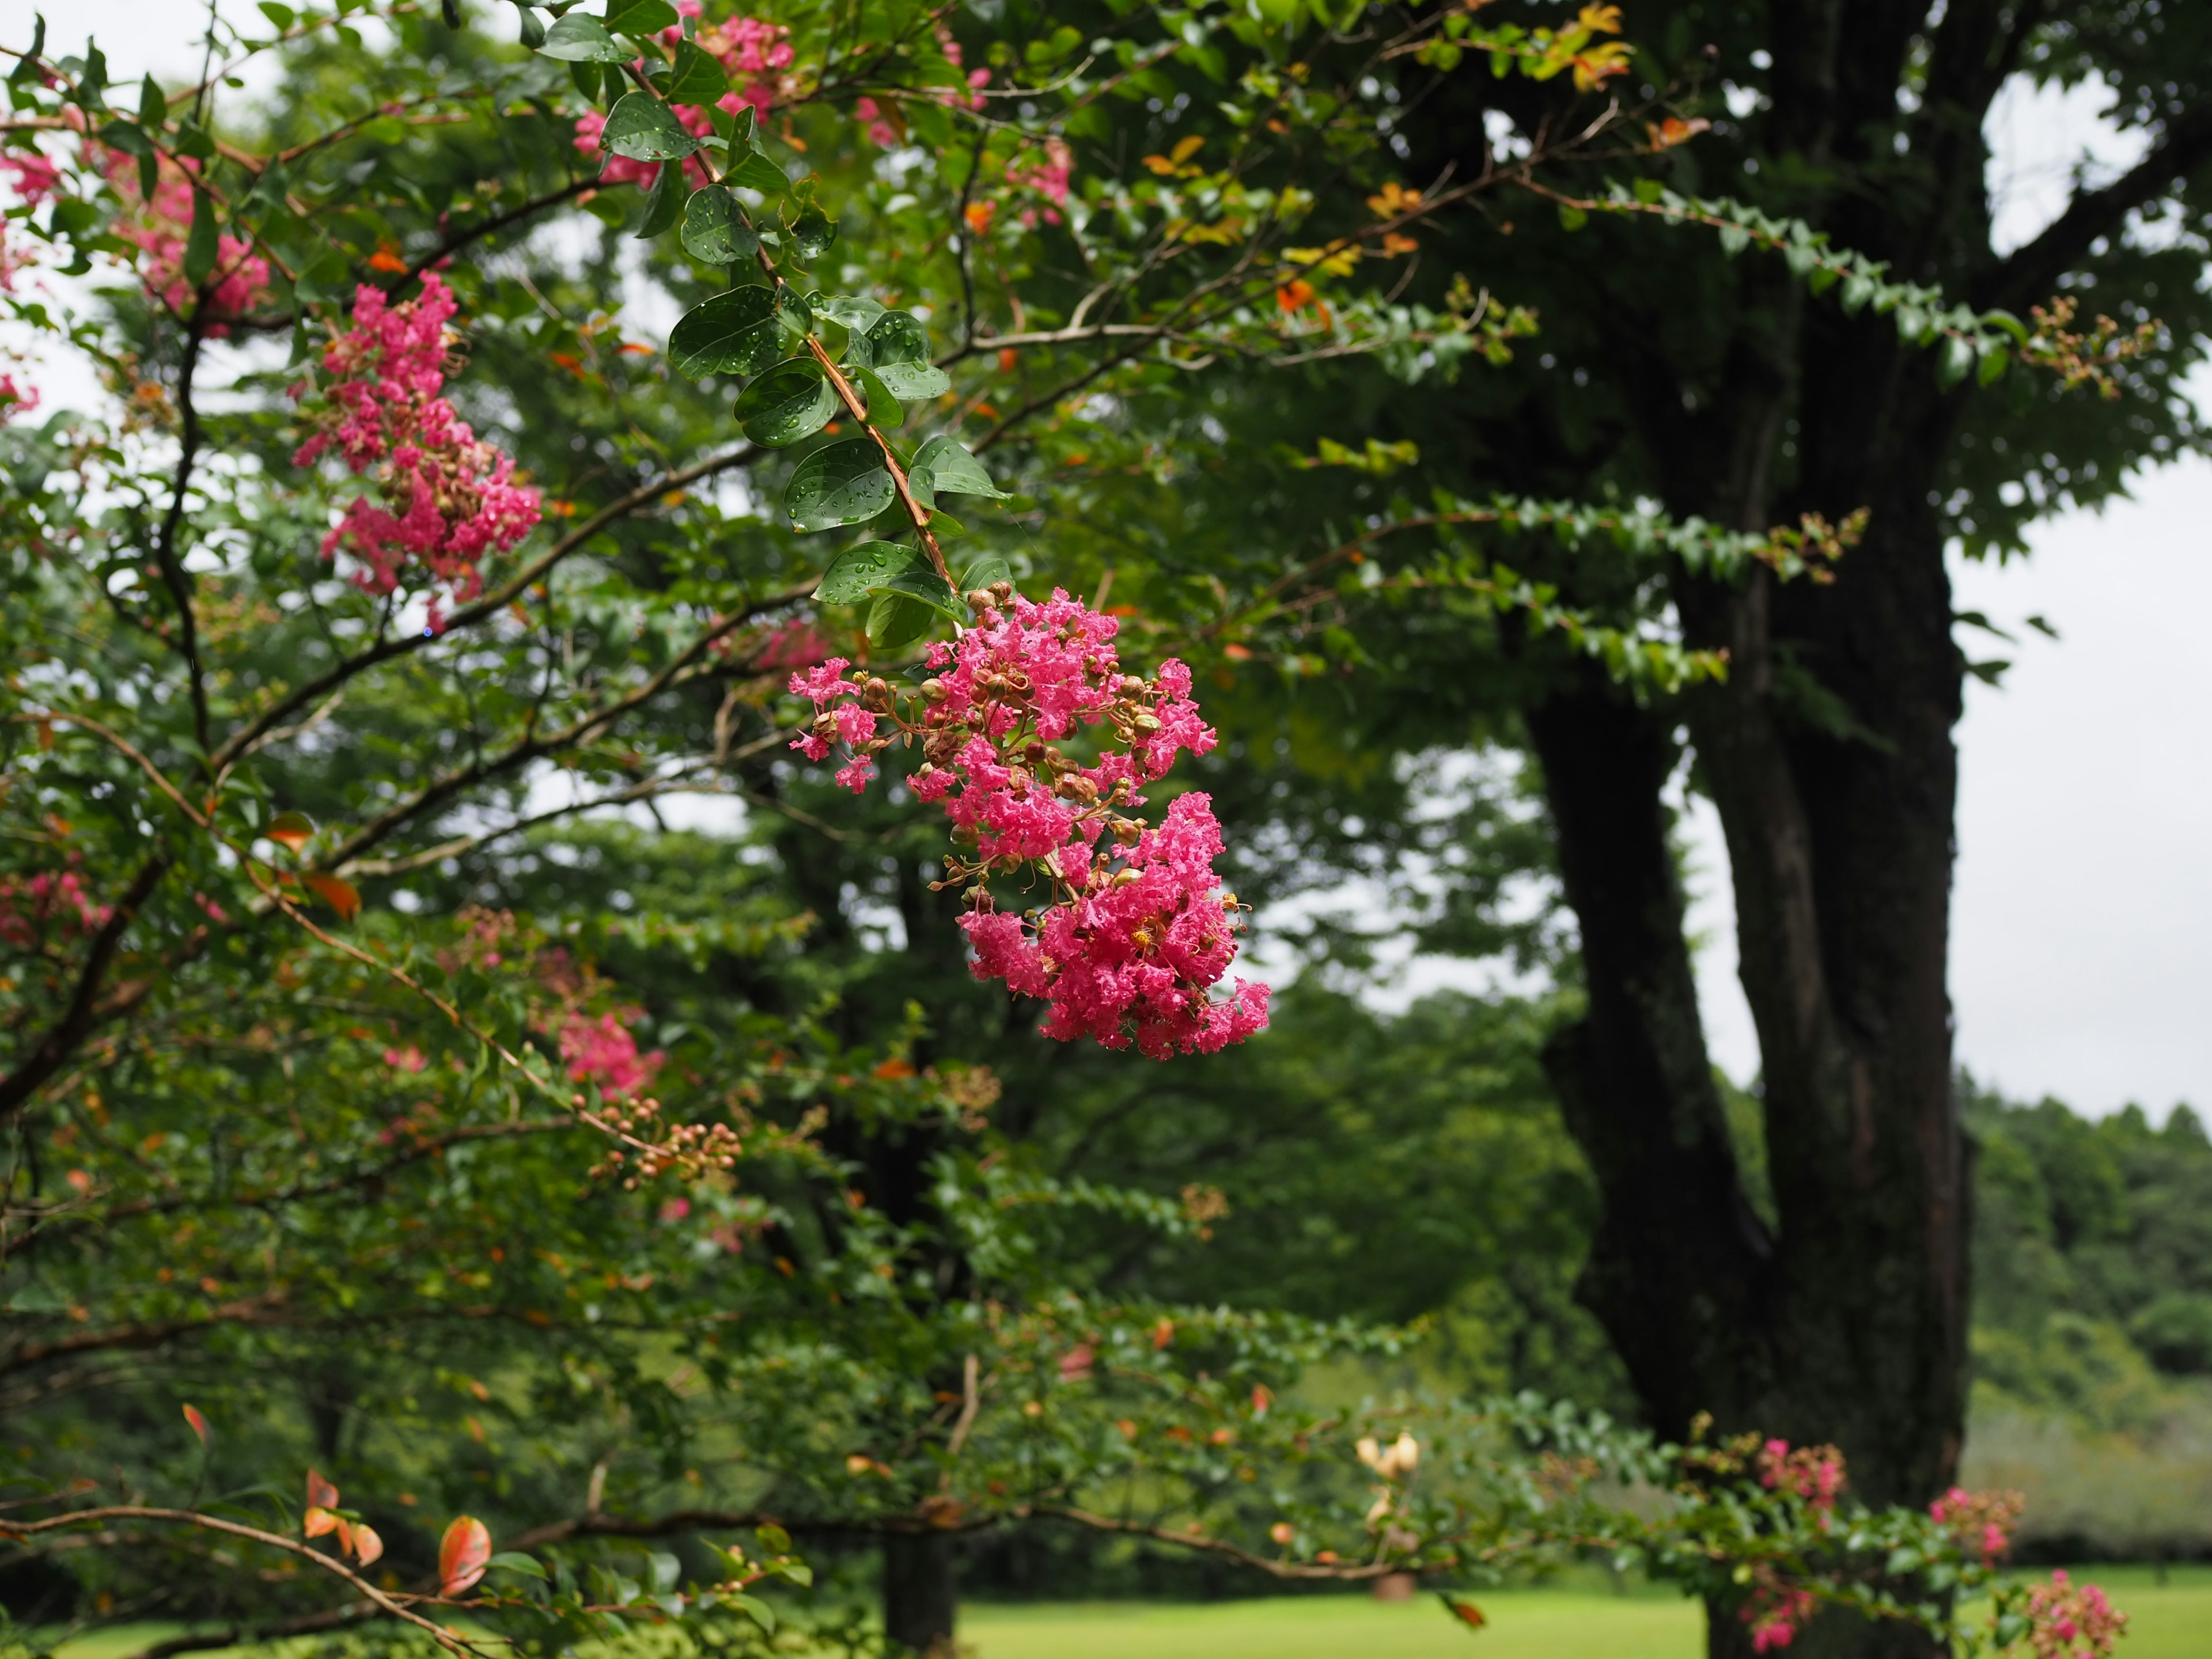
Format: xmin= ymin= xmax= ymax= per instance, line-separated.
xmin=50 ymin=1567 xmax=2212 ymax=1659
xmin=961 ymin=1566 xmax=2212 ymax=1659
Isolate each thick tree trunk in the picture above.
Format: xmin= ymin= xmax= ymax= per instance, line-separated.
xmin=882 ymin=1532 xmax=957 ymax=1656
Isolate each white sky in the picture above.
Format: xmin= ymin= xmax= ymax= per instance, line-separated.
xmin=5 ymin=4 xmax=2205 ymax=1117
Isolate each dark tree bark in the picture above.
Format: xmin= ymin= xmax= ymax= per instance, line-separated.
xmin=882 ymin=1532 xmax=957 ymax=1656
xmin=1404 ymin=0 xmax=2212 ymax=1649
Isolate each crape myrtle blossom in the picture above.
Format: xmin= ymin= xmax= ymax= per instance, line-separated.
xmin=1928 ymin=1485 xmax=2024 ymax=1562
xmin=0 ymin=867 xmax=110 ymax=949
xmin=786 ymin=585 xmax=1269 ymax=1059
xmin=559 ymin=1010 xmax=665 ymax=1101
xmin=99 ymin=149 xmax=271 ymax=332
xmin=573 ymin=5 xmax=795 ymax=188
xmin=291 ymin=274 xmax=540 ymax=630
xmin=2018 ymin=1571 xmax=2127 ymax=1659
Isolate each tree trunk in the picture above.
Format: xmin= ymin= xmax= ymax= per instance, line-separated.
xmin=882 ymin=1532 xmax=957 ymax=1657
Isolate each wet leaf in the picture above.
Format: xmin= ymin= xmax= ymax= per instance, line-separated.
xmin=786 ymin=440 xmax=895 ymax=532
xmin=733 ymin=357 xmax=837 ymax=446
xmin=601 ymin=93 xmax=702 ymax=162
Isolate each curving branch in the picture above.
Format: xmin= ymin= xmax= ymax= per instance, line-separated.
xmin=1976 ymin=95 xmax=2212 ymax=314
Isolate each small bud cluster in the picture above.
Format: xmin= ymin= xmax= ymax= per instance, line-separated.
xmin=786 ymin=586 xmax=1269 ymax=1058
xmin=1756 ymin=1437 xmax=1845 ymax=1510
xmin=292 ymin=275 xmax=539 ymax=630
xmin=584 ymin=1093 xmax=748 ymax=1187
xmin=1929 ymin=1484 xmax=2023 ymax=1562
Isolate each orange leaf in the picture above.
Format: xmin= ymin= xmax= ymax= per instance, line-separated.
xmin=872 ymin=1058 xmax=916 ymax=1081
xmin=301 ymin=872 xmax=361 ymax=922
xmin=183 ymin=1403 xmax=211 ymax=1448
xmin=304 ymin=1506 xmax=340 ymax=1539
xmin=1150 ymin=1317 xmax=1175 ymax=1350
xmin=305 ymin=1468 xmax=339 ymax=1513
xmin=964 ymin=199 xmax=995 ymax=234
xmin=1444 ymin=1596 xmax=1487 ymax=1630
xmin=352 ymin=1522 xmax=385 ymax=1567
xmin=439 ymin=1515 xmax=492 ymax=1596
xmin=266 ymin=811 xmax=315 ymax=854
xmin=1276 ymin=279 xmax=1316 ymax=314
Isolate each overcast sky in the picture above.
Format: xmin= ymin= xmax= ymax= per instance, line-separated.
xmin=5 ymin=3 xmax=2205 ymax=1118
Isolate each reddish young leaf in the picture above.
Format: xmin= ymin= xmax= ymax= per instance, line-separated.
xmin=301 ymin=872 xmax=361 ymax=922
xmin=181 ymin=1403 xmax=211 ymax=1448
xmin=440 ymin=1515 xmax=491 ymax=1595
xmin=304 ymin=1468 xmax=342 ymax=1537
xmin=352 ymin=1522 xmax=385 ymax=1567
xmin=265 ymin=811 xmax=315 ymax=854
xmin=1442 ymin=1596 xmax=1487 ymax=1630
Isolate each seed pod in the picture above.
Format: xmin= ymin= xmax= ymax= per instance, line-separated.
xmin=921 ymin=677 xmax=950 ymax=702
xmin=965 ymin=590 xmax=994 ymax=611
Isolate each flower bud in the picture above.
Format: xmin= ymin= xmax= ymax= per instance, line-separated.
xmin=921 ymin=677 xmax=950 ymax=702
xmin=965 ymin=590 xmax=995 ymax=611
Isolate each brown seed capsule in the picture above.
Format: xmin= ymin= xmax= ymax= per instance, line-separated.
xmin=965 ymin=590 xmax=994 ymax=611
xmin=989 ymin=581 xmax=1014 ymax=603
xmin=1024 ymin=740 xmax=1048 ymax=762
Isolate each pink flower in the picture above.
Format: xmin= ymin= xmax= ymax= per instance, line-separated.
xmin=1756 ymin=1438 xmax=1846 ymax=1510
xmin=291 ymin=274 xmax=539 ymax=627
xmin=2019 ymin=1571 xmax=2127 ymax=1659
xmin=1738 ymin=1569 xmax=1817 ymax=1653
xmin=1007 ymin=137 xmax=1073 ymax=222
xmin=559 ymin=1011 xmax=664 ymax=1101
xmin=385 ymin=1045 xmax=428 ymax=1073
xmin=571 ymin=12 xmax=794 ymax=174
xmin=786 ymin=589 xmax=1268 ymax=1058
xmin=98 ymin=148 xmax=270 ymax=333
xmin=0 ymin=370 xmax=36 ymax=426
xmin=0 ymin=866 xmax=108 ymax=948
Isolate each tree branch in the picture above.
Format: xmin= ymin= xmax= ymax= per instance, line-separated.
xmin=1976 ymin=96 xmax=2212 ymax=313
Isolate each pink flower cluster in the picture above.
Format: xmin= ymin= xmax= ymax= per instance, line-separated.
xmin=291 ymin=274 xmax=539 ymax=630
xmin=1007 ymin=137 xmax=1074 ymax=225
xmin=0 ymin=868 xmax=110 ymax=949
xmin=1739 ymin=1570 xmax=1819 ymax=1653
xmin=559 ymin=1011 xmax=665 ymax=1101
xmin=786 ymin=586 xmax=1269 ymax=1059
xmin=2019 ymin=1571 xmax=2127 ymax=1659
xmin=573 ymin=5 xmax=795 ymax=190
xmin=1929 ymin=1485 xmax=2022 ymax=1561
xmin=1756 ymin=1438 xmax=1845 ymax=1510
xmin=100 ymin=149 xmax=270 ymax=334
xmin=2 ymin=147 xmax=62 ymax=297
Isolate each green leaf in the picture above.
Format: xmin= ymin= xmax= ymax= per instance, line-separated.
xmin=487 ymin=1552 xmax=548 ymax=1579
xmin=98 ymin=121 xmax=153 ymax=158
xmin=789 ymin=203 xmax=836 ymax=261
xmin=867 ymin=590 xmax=938 ymax=649
xmin=1632 ymin=177 xmax=1665 ymax=205
xmin=537 ymin=12 xmax=630 ymax=60
xmin=725 ymin=150 xmax=790 ymax=195
xmin=908 ymin=435 xmax=1007 ymax=502
xmin=138 ymin=74 xmax=167 ymax=127
xmin=818 ymin=540 xmax=927 ymax=605
xmin=1934 ymin=333 xmax=1974 ymax=389
xmin=668 ymin=285 xmax=786 ymax=379
xmin=874 ymin=359 xmax=950 ymax=400
xmin=786 ymin=440 xmax=896 ymax=532
xmin=960 ymin=551 xmax=1013 ymax=592
xmin=607 ymin=0 xmax=682 ymax=35
xmin=734 ymin=358 xmax=838 ymax=446
xmin=1556 ymin=203 xmax=1588 ymax=232
xmin=854 ymin=309 xmax=927 ymax=372
xmin=512 ymin=3 xmax=546 ymax=49
xmin=637 ymin=160 xmax=683 ymax=238
xmin=183 ymin=188 xmax=218 ymax=288
xmin=755 ymin=1524 xmax=792 ymax=1555
xmin=681 ymin=188 xmax=759 ymax=264
xmin=1976 ymin=343 xmax=2010 ymax=386
xmin=256 ymin=3 xmax=294 ymax=28
xmin=814 ymin=293 xmax=886 ymax=334
xmin=849 ymin=364 xmax=906 ymax=429
xmin=294 ymin=245 xmax=350 ymax=305
xmin=882 ymin=562 xmax=962 ymax=619
xmin=665 ymin=40 xmax=728 ymax=104
xmin=602 ymin=93 xmax=702 ymax=162
xmin=725 ymin=1593 xmax=777 ymax=1635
